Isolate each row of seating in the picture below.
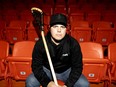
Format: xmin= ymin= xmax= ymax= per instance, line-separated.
xmin=0 ymin=20 xmax=116 ymax=46
xmin=0 ymin=0 xmax=116 ymax=8
xmin=0 ymin=0 xmax=116 ymax=46
xmin=0 ymin=40 xmax=116 ymax=87
xmin=69 ymin=20 xmax=116 ymax=46
xmin=0 ymin=40 xmax=34 ymax=87
xmin=0 ymin=0 xmax=116 ymax=22
xmin=0 ymin=2 xmax=116 ymax=21
xmin=0 ymin=8 xmax=116 ymax=23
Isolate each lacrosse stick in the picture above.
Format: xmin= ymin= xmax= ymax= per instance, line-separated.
xmin=31 ymin=7 xmax=58 ymax=86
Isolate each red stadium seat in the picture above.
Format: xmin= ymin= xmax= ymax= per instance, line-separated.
xmin=19 ymin=9 xmax=34 ymax=21
xmin=80 ymin=42 xmax=111 ymax=87
xmin=107 ymin=3 xmax=116 ymax=11
xmin=41 ymin=5 xmax=51 ymax=34
xmin=93 ymin=21 xmax=115 ymax=46
xmin=5 ymin=41 xmax=35 ymax=86
xmin=67 ymin=0 xmax=79 ymax=5
xmin=15 ymin=3 xmax=28 ymax=12
xmin=27 ymin=21 xmax=40 ymax=41
xmin=43 ymin=14 xmax=50 ymax=35
xmin=0 ymin=21 xmax=7 ymax=40
xmin=108 ymin=43 xmax=116 ymax=84
xmin=2 ymin=2 xmax=14 ymax=10
xmin=80 ymin=3 xmax=94 ymax=13
xmin=55 ymin=0 xmax=66 ymax=5
xmin=85 ymin=10 xmax=102 ymax=24
xmin=102 ymin=10 xmax=116 ymax=23
xmin=94 ymin=3 xmax=107 ymax=12
xmin=42 ymin=4 xmax=53 ymax=15
xmin=68 ymin=4 xmax=82 ymax=15
xmin=0 ymin=41 xmax=9 ymax=80
xmin=4 ymin=20 xmax=28 ymax=44
xmin=2 ymin=9 xmax=19 ymax=22
xmin=114 ymin=22 xmax=116 ymax=41
xmin=53 ymin=4 xmax=68 ymax=15
xmin=28 ymin=3 xmax=41 ymax=9
xmin=70 ymin=21 xmax=92 ymax=42
xmin=44 ymin=0 xmax=55 ymax=5
xmin=69 ymin=11 xmax=85 ymax=22
xmin=86 ymin=0 xmax=99 ymax=4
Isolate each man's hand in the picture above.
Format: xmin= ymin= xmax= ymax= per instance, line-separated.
xmin=47 ymin=81 xmax=67 ymax=87
xmin=58 ymin=85 xmax=67 ymax=87
xmin=47 ymin=81 xmax=58 ymax=87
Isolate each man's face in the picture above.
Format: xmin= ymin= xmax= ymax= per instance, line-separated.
xmin=50 ymin=24 xmax=67 ymax=41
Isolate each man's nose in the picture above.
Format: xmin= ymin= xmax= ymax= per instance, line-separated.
xmin=57 ymin=27 xmax=61 ymax=32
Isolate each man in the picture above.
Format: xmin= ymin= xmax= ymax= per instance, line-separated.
xmin=26 ymin=13 xmax=89 ymax=87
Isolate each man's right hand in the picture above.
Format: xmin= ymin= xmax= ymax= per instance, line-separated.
xmin=47 ymin=81 xmax=67 ymax=87
xmin=47 ymin=81 xmax=58 ymax=87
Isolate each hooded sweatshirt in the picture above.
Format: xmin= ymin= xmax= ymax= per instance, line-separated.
xmin=32 ymin=32 xmax=83 ymax=87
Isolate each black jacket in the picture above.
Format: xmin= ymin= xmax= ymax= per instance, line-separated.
xmin=32 ymin=32 xmax=83 ymax=87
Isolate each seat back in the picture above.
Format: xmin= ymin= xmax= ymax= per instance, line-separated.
xmin=70 ymin=21 xmax=92 ymax=42
xmin=3 ymin=9 xmax=19 ymax=22
xmin=0 ymin=41 xmax=9 ymax=79
xmin=71 ymin=21 xmax=90 ymax=29
xmin=94 ymin=3 xmax=107 ymax=12
xmin=7 ymin=20 xmax=27 ymax=28
xmin=6 ymin=41 xmax=35 ymax=80
xmin=80 ymin=3 xmax=94 ymax=13
xmin=93 ymin=21 xmax=115 ymax=46
xmin=42 ymin=4 xmax=53 ymax=15
xmin=102 ymin=10 xmax=116 ymax=23
xmin=114 ymin=22 xmax=116 ymax=41
xmin=85 ymin=11 xmax=102 ymax=23
xmin=19 ymin=9 xmax=33 ymax=21
xmin=43 ymin=14 xmax=50 ymax=35
xmin=5 ymin=20 xmax=27 ymax=44
xmin=108 ymin=43 xmax=116 ymax=61
xmin=0 ymin=21 xmax=6 ymax=40
xmin=53 ymin=4 xmax=67 ymax=15
xmin=67 ymin=0 xmax=78 ymax=5
xmin=69 ymin=11 xmax=85 ymax=22
xmin=68 ymin=4 xmax=80 ymax=14
xmin=108 ymin=43 xmax=116 ymax=82
xmin=12 ymin=41 xmax=35 ymax=57
xmin=80 ymin=42 xmax=110 ymax=84
xmin=80 ymin=42 xmax=103 ymax=58
xmin=27 ymin=21 xmax=40 ymax=41
xmin=71 ymin=28 xmax=92 ymax=42
xmin=15 ymin=3 xmax=28 ymax=12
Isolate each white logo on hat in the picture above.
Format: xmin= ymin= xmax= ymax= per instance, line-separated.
xmin=62 ymin=53 xmax=68 ymax=56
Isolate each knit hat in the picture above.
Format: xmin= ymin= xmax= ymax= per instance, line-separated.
xmin=50 ymin=13 xmax=67 ymax=27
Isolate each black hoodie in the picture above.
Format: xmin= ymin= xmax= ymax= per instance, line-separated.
xmin=32 ymin=32 xmax=83 ymax=87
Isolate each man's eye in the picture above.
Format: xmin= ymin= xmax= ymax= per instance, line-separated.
xmin=61 ymin=26 xmax=65 ymax=28
xmin=52 ymin=26 xmax=57 ymax=28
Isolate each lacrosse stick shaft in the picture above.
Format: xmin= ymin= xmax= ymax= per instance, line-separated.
xmin=41 ymin=31 xmax=58 ymax=86
xmin=31 ymin=7 xmax=58 ymax=86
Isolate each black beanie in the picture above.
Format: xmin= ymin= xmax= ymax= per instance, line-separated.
xmin=50 ymin=13 xmax=67 ymax=27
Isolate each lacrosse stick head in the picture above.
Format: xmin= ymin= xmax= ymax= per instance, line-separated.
xmin=31 ymin=7 xmax=44 ymax=31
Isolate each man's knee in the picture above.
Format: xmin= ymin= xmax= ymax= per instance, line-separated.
xmin=74 ymin=74 xmax=90 ymax=87
xmin=74 ymin=80 xmax=90 ymax=87
xmin=25 ymin=74 xmax=40 ymax=87
xmin=80 ymin=80 xmax=90 ymax=87
xmin=26 ymin=76 xmax=35 ymax=87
